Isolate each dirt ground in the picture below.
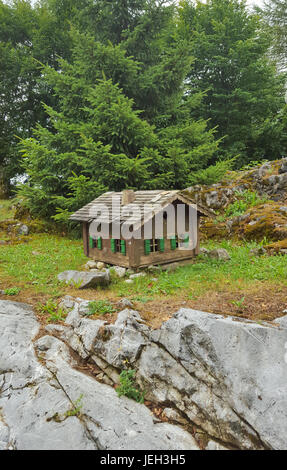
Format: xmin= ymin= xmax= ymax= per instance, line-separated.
xmin=1 ymin=281 xmax=286 ymax=329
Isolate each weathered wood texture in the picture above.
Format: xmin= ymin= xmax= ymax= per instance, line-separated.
xmin=85 ymin=208 xmax=200 ymax=268
xmin=70 ymin=190 xmax=213 ymax=224
xmin=76 ymin=190 xmax=208 ymax=269
xmin=88 ymin=235 xmax=133 ymax=268
xmin=83 ymin=222 xmax=89 ymax=257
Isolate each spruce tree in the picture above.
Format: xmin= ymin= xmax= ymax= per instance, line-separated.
xmin=263 ymin=0 xmax=287 ymax=69
xmin=19 ymin=33 xmax=220 ymax=221
xmin=178 ymin=0 xmax=286 ymax=165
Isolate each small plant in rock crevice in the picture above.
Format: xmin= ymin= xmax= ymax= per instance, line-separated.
xmin=86 ymin=300 xmax=115 ymax=316
xmin=65 ymin=394 xmax=84 ymax=418
xmin=116 ymin=369 xmax=145 ymax=403
xmin=37 ymin=299 xmax=66 ymax=323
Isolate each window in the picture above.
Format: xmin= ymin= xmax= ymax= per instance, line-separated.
xmin=150 ymin=239 xmax=160 ymax=253
xmin=171 ymin=235 xmax=190 ymax=250
xmin=111 ymin=239 xmax=126 ymax=255
xmin=89 ymin=237 xmax=102 ymax=250
xmin=115 ymin=239 xmax=121 ymax=252
xmin=89 ymin=237 xmax=96 ymax=249
xmin=178 ymin=234 xmax=190 ymax=249
xmin=145 ymin=239 xmax=164 ymax=254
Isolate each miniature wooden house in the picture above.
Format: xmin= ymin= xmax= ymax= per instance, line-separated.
xmin=70 ymin=190 xmax=211 ymax=269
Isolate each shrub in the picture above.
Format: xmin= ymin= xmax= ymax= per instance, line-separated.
xmin=190 ymin=159 xmax=234 ymax=185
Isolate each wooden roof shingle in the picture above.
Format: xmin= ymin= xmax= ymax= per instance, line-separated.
xmin=70 ymin=190 xmax=213 ymax=225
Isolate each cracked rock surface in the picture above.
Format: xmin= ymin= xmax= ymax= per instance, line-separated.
xmin=62 ymin=298 xmax=287 ymax=450
xmin=0 ymin=300 xmax=199 ymax=450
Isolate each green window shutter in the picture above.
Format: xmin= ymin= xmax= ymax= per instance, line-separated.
xmin=120 ymin=240 xmax=126 ymax=255
xmin=111 ymin=239 xmax=116 ymax=253
xmin=97 ymin=237 xmax=102 ymax=250
xmin=159 ymin=238 xmax=165 ymax=252
xmin=170 ymin=237 xmax=177 ymax=250
xmin=144 ymin=239 xmax=151 ymax=255
xmin=89 ymin=237 xmax=94 ymax=249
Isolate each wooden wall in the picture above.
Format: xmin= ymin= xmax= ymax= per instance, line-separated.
xmin=83 ymin=200 xmax=200 ymax=269
xmin=86 ymin=233 xmax=133 ymax=268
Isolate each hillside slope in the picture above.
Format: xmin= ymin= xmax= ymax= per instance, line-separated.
xmin=184 ymin=158 xmax=287 ymax=253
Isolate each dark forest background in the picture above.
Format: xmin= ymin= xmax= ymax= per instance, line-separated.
xmin=1 ymin=0 xmax=287 ymax=222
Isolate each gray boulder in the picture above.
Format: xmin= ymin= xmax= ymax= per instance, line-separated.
xmin=17 ymin=224 xmax=29 ymax=236
xmin=57 ymin=270 xmax=110 ymax=288
xmin=205 ymin=191 xmax=220 ymax=209
xmin=266 ymin=173 xmax=287 ymax=190
xmin=130 ymin=272 xmax=146 ymax=279
xmin=0 ymin=300 xmax=200 ymax=450
xmin=279 ymin=158 xmax=287 ymax=174
xmin=257 ymin=162 xmax=271 ymax=178
xmin=249 ymin=247 xmax=267 ymax=257
xmin=4 ymin=296 xmax=287 ymax=451
xmin=112 ymin=266 xmax=126 ymax=278
xmin=199 ymin=247 xmax=210 ymax=255
xmin=64 ymin=301 xmax=287 ymax=450
xmin=96 ymin=262 xmax=105 ymax=270
xmin=85 ymin=260 xmax=98 ymax=270
xmin=117 ymin=298 xmax=133 ymax=309
xmin=208 ymin=248 xmax=231 ymax=260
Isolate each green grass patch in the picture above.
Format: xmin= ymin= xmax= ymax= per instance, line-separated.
xmin=0 ymin=199 xmax=15 ymax=222
xmin=86 ymin=299 xmax=115 ymax=316
xmin=224 ymin=190 xmax=269 ymax=219
xmin=0 ymin=233 xmax=88 ymax=296
xmin=0 ymin=233 xmax=286 ymax=303
xmin=3 ymin=286 xmax=21 ymax=296
xmin=37 ymin=299 xmax=66 ymax=323
xmin=112 ymin=239 xmax=287 ymax=299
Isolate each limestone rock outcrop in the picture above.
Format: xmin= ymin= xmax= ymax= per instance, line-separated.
xmin=1 ymin=297 xmax=287 ymax=450
xmin=0 ymin=300 xmax=199 ymax=450
xmin=61 ymin=298 xmax=287 ymax=450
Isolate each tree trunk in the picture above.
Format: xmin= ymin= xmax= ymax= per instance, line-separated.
xmin=0 ymin=167 xmax=10 ymax=199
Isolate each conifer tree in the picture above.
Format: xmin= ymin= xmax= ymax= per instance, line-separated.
xmin=19 ymin=33 xmax=220 ymax=221
xmin=178 ymin=0 xmax=286 ymax=165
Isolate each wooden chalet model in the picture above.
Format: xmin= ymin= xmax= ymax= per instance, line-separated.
xmin=70 ymin=190 xmax=212 ymax=269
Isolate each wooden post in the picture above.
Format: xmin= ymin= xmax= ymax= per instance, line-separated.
xmin=129 ymin=238 xmax=141 ymax=268
xmin=195 ymin=215 xmax=200 ymax=255
xmin=83 ymin=222 xmax=89 ymax=257
xmin=0 ymin=167 xmax=9 ymax=198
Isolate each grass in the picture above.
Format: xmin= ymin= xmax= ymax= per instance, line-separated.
xmin=86 ymin=299 xmax=115 ymax=316
xmin=64 ymin=395 xmax=84 ymax=418
xmin=3 ymin=287 xmax=21 ymax=296
xmin=0 ymin=199 xmax=15 ymax=222
xmin=111 ymin=239 xmax=287 ymax=299
xmin=1 ymin=235 xmax=287 ymax=300
xmin=0 ymin=233 xmax=88 ymax=297
xmin=37 ymin=299 xmax=66 ymax=323
xmin=0 ymin=232 xmax=287 ymax=323
xmin=223 ymin=190 xmax=269 ymax=220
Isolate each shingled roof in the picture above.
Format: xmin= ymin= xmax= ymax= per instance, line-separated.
xmin=70 ymin=190 xmax=213 ymax=227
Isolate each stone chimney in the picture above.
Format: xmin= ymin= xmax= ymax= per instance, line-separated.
xmin=122 ymin=190 xmax=135 ymax=205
